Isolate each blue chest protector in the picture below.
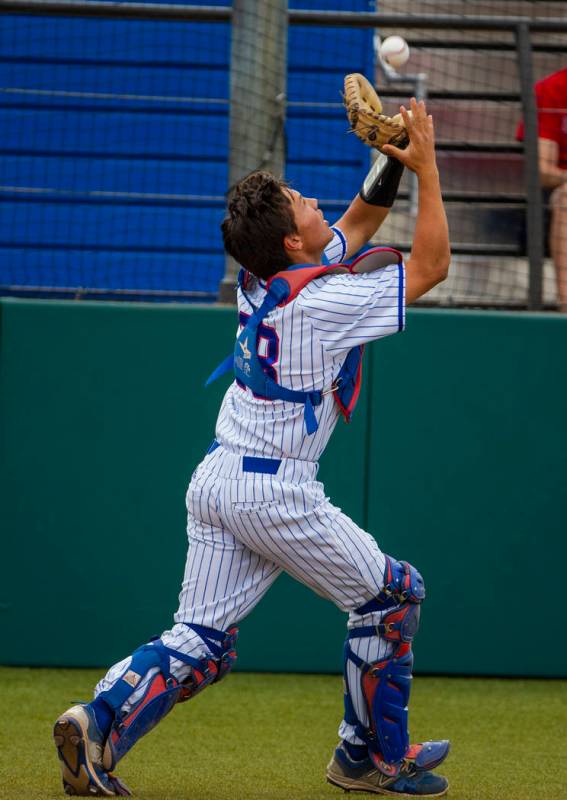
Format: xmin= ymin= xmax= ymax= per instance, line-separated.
xmin=206 ymin=262 xmax=364 ymax=436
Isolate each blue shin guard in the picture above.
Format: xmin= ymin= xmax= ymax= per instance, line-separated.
xmin=360 ymin=646 xmax=414 ymax=766
xmin=344 ymin=626 xmax=450 ymax=779
xmin=344 ymin=635 xmax=416 ymax=778
xmin=97 ymin=624 xmax=238 ymax=770
xmin=344 ymin=556 xmax=425 ymax=778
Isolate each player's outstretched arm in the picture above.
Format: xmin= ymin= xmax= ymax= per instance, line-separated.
xmin=333 ymin=192 xmax=391 ymax=259
xmin=383 ymin=98 xmax=450 ymax=304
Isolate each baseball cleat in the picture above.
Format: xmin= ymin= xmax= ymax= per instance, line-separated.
xmin=326 ymin=744 xmax=449 ymax=797
xmin=53 ymin=704 xmax=131 ymax=796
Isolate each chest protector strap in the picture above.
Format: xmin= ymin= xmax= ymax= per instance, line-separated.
xmin=206 ymin=249 xmax=403 ymax=436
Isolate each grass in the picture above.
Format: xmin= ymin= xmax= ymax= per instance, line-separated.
xmin=0 ymin=667 xmax=565 ymax=800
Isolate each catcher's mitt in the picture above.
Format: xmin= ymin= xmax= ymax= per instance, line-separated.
xmin=344 ymin=73 xmax=409 ymax=151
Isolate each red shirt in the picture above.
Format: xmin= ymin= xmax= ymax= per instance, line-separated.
xmin=516 ymin=66 xmax=567 ymax=169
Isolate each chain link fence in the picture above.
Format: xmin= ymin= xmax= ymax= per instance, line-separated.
xmin=1 ymin=0 xmax=566 ymax=308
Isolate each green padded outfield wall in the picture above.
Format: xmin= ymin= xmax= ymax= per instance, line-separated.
xmin=1 ymin=299 xmax=566 ymax=677
xmin=366 ymin=310 xmax=567 ymax=678
xmin=0 ymin=299 xmax=360 ymax=674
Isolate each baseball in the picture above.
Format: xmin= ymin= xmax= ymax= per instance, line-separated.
xmin=379 ymin=36 xmax=410 ymax=69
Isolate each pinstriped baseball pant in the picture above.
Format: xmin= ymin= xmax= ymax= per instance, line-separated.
xmin=95 ymin=446 xmax=395 ymax=745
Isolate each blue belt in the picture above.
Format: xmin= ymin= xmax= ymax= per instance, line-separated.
xmin=206 ymin=439 xmax=281 ymax=475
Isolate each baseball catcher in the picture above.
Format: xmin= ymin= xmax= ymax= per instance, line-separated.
xmin=52 ymin=73 xmax=451 ymax=798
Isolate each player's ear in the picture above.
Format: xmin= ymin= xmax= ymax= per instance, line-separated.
xmin=283 ymin=232 xmax=303 ymax=254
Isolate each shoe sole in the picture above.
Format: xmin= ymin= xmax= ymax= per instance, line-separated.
xmin=53 ymin=712 xmax=115 ymax=797
xmin=326 ymin=767 xmax=449 ymax=797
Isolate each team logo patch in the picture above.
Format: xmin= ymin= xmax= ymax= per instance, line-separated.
xmin=123 ymin=670 xmax=141 ymax=688
xmin=236 ymin=336 xmax=252 ymax=377
xmin=239 ymin=337 xmax=251 ymax=360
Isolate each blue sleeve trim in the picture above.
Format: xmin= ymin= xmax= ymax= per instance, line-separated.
xmin=331 ymin=226 xmax=347 ymax=262
xmin=397 ymin=262 xmax=405 ymax=332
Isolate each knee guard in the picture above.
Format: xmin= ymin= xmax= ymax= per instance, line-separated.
xmin=344 ymin=556 xmax=424 ymax=777
xmin=98 ymin=623 xmax=238 ymax=770
xmin=356 ymin=556 xmax=425 ymax=616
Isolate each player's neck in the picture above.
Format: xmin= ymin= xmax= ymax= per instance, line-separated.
xmin=288 ymin=248 xmax=325 ymax=267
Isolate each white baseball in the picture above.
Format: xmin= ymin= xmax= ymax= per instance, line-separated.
xmin=379 ymin=36 xmax=410 ymax=69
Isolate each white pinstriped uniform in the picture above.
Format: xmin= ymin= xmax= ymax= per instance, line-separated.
xmin=96 ymin=227 xmax=406 ymax=746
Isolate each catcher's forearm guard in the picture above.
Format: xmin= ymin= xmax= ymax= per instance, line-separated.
xmin=360 ymin=151 xmax=404 ymax=208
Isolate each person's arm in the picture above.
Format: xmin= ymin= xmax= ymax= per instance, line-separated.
xmin=333 ymin=195 xmax=390 ymax=259
xmin=539 ymin=137 xmax=567 ymax=189
xmin=334 ymin=149 xmax=407 ymax=258
xmin=382 ymin=98 xmax=450 ymax=305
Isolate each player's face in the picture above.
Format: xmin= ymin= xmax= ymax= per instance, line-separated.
xmin=284 ymin=189 xmax=333 ymax=259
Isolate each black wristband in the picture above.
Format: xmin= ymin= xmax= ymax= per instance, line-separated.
xmin=359 ymin=151 xmax=405 ymax=208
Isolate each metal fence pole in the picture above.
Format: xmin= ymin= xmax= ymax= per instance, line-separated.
xmin=218 ymin=0 xmax=288 ymax=303
xmin=408 ymin=73 xmax=428 ymax=217
xmin=515 ymin=22 xmax=544 ymax=311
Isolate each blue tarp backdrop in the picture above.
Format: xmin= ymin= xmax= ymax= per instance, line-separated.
xmin=0 ymin=0 xmax=375 ymax=297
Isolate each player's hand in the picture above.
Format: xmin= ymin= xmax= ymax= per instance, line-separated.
xmin=382 ymin=97 xmax=438 ymax=177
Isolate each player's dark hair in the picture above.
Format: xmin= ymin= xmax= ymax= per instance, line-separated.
xmin=221 ymin=171 xmax=297 ymax=280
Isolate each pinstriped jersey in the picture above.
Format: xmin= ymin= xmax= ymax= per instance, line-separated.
xmin=215 ymin=227 xmax=406 ymax=463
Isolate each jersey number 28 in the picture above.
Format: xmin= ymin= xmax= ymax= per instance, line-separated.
xmin=237 ymin=311 xmax=280 ymax=398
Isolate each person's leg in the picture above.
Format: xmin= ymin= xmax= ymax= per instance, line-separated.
xmin=53 ymin=479 xmax=281 ymax=797
xmin=549 ymin=184 xmax=567 ymax=313
xmin=330 ymin=557 xmax=449 ymax=796
xmin=220 ymin=468 xmax=449 ymax=796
